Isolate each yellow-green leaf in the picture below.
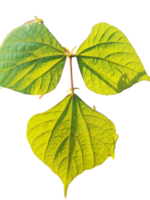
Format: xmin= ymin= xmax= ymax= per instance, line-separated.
xmin=27 ymin=94 xmax=118 ymax=197
xmin=76 ymin=23 xmax=150 ymax=95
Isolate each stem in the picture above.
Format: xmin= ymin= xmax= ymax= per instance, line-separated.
xmin=68 ymin=56 xmax=75 ymax=89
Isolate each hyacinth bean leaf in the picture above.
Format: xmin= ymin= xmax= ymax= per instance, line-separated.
xmin=76 ymin=23 xmax=150 ymax=95
xmin=0 ymin=20 xmax=66 ymax=95
xmin=27 ymin=94 xmax=118 ymax=197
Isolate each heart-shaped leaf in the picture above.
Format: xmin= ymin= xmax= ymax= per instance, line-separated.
xmin=0 ymin=21 xmax=66 ymax=95
xmin=27 ymin=94 xmax=118 ymax=197
xmin=76 ymin=23 xmax=150 ymax=95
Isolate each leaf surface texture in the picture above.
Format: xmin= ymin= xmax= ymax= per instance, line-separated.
xmin=76 ymin=23 xmax=150 ymax=95
xmin=0 ymin=22 xmax=66 ymax=94
xmin=27 ymin=94 xmax=118 ymax=196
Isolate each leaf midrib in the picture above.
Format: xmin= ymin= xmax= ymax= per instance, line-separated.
xmin=78 ymin=55 xmax=144 ymax=76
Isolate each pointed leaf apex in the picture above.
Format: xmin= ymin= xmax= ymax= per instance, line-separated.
xmin=71 ymin=46 xmax=77 ymax=54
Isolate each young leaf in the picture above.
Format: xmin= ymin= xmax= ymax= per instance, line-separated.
xmin=0 ymin=21 xmax=66 ymax=95
xmin=76 ymin=23 xmax=150 ymax=95
xmin=27 ymin=94 xmax=118 ymax=197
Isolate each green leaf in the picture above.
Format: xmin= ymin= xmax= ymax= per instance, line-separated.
xmin=0 ymin=22 xmax=66 ymax=95
xmin=76 ymin=23 xmax=150 ymax=95
xmin=27 ymin=94 xmax=118 ymax=197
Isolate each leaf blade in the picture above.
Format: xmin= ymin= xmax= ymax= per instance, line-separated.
xmin=0 ymin=22 xmax=66 ymax=94
xmin=76 ymin=23 xmax=150 ymax=95
xmin=27 ymin=94 xmax=118 ymax=196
